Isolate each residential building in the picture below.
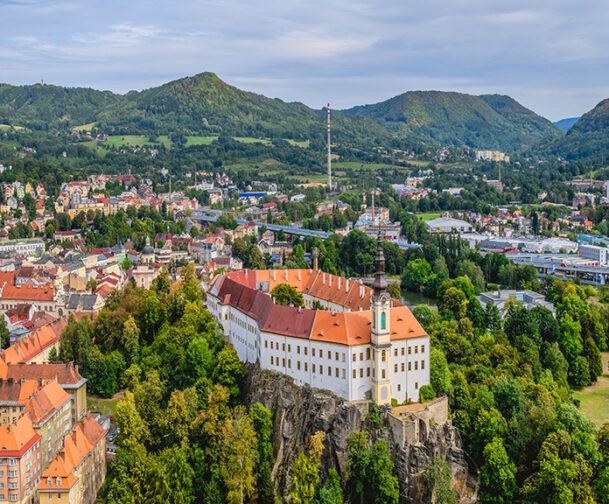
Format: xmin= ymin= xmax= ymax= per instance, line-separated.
xmin=24 ymin=381 xmax=72 ymax=468
xmin=0 ymin=379 xmax=41 ymax=426
xmin=38 ymin=415 xmax=107 ymax=504
xmin=477 ymin=290 xmax=556 ymax=316
xmin=0 ymin=414 xmax=42 ymax=504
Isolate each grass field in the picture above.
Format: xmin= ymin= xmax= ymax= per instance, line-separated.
xmin=332 ymin=161 xmax=409 ymax=171
xmin=185 ymin=135 xmax=217 ymax=147
xmin=573 ymin=353 xmax=609 ymax=427
xmin=286 ymin=139 xmax=310 ymax=148
xmin=72 ymin=122 xmax=96 ymax=132
xmin=0 ymin=124 xmax=25 ymax=131
xmin=88 ymin=392 xmax=124 ymax=417
xmin=416 ymin=212 xmax=442 ymax=221
xmin=234 ymin=137 xmax=271 ymax=145
xmin=101 ymin=135 xmax=171 ymax=149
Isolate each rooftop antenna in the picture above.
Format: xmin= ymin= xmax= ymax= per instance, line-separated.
xmin=327 ymin=103 xmax=332 ymax=190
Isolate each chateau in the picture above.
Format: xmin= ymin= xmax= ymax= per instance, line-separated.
xmin=207 ymin=236 xmax=430 ymax=404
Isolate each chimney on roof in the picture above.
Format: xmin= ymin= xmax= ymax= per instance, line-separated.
xmin=298 ymin=306 xmax=302 ymax=313
xmin=323 ymin=273 xmax=325 ymax=284
xmin=338 ymin=277 xmax=341 ymax=289
xmin=346 ymin=279 xmax=349 ymax=292
xmin=285 ymin=270 xmax=288 ymax=280
xmin=298 ymin=270 xmax=301 ymax=281
xmin=329 ymin=275 xmax=332 ymax=286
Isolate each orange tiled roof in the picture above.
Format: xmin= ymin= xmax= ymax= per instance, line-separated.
xmin=24 ymin=380 xmax=71 ymax=427
xmin=0 ymin=378 xmax=42 ymax=405
xmin=41 ymin=414 xmax=106 ymax=490
xmin=3 ymin=362 xmax=85 ymax=386
xmin=0 ymin=414 xmax=40 ymax=457
xmin=1 ymin=283 xmax=55 ymax=302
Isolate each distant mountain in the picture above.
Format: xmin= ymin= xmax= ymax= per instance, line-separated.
xmin=0 ymin=75 xmax=563 ymax=152
xmin=0 ymin=83 xmax=121 ymax=130
xmin=342 ymin=91 xmax=561 ymax=152
xmin=553 ymin=117 xmax=580 ymax=131
xmin=541 ymin=100 xmax=609 ymax=160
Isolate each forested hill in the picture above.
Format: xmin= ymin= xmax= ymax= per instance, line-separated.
xmin=0 ymin=74 xmax=564 ymax=151
xmin=342 ymin=90 xmax=561 ymax=152
xmin=0 ymin=73 xmax=388 ymax=143
xmin=0 ymin=83 xmax=121 ymax=131
xmin=536 ymin=98 xmax=609 ymax=161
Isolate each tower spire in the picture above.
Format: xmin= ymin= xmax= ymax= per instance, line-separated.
xmin=372 ymin=228 xmax=387 ymax=297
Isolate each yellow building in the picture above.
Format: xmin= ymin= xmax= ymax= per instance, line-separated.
xmin=24 ymin=380 xmax=72 ymax=468
xmin=38 ymin=415 xmax=107 ymax=504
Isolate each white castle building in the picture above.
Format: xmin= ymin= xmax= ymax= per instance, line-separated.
xmin=207 ymin=236 xmax=430 ymax=404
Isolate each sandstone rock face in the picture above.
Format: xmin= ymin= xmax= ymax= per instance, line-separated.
xmin=243 ymin=364 xmax=477 ymax=504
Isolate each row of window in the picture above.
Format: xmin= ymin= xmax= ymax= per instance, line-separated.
xmin=266 ymin=341 xmax=347 ymax=362
xmin=0 ymin=494 xmax=19 ymax=501
xmin=269 ymin=356 xmax=347 ymax=379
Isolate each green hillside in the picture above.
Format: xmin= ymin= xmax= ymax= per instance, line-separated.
xmin=0 ymin=83 xmax=122 ymax=130
xmin=539 ymin=99 xmax=609 ymax=161
xmin=342 ymin=90 xmax=561 ymax=151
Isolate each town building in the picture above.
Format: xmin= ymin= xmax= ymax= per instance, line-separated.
xmin=579 ymin=244 xmax=609 ymax=266
xmin=0 ymin=414 xmax=42 ymax=504
xmin=38 ymin=415 xmax=107 ymax=504
xmin=207 ymin=235 xmax=430 ymax=404
xmin=477 ymin=289 xmax=556 ymax=316
xmin=424 ymin=216 xmax=473 ymax=234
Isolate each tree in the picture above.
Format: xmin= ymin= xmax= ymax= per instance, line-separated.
xmin=319 ymin=469 xmax=343 ymax=504
xmin=570 ymin=356 xmax=591 ymax=387
xmin=223 ymin=406 xmax=258 ymax=504
xmin=59 ymin=315 xmax=92 ymax=365
xmin=115 ymin=390 xmax=148 ymax=451
xmin=289 ymin=431 xmax=326 ymax=504
xmin=248 ymin=246 xmax=265 ymax=270
xmin=439 ymin=287 xmax=468 ymax=320
xmin=430 ymin=348 xmax=451 ymax=396
xmin=162 ymin=388 xmax=199 ymax=448
xmin=271 ymin=283 xmax=304 ymax=307
xmin=401 ymin=258 xmax=433 ymax=292
xmin=212 ymin=345 xmax=243 ymax=402
xmin=249 ymin=403 xmax=275 ymax=504
xmin=419 ymin=384 xmax=435 ymax=401
xmin=422 ymin=457 xmax=455 ymax=504
xmin=479 ymin=437 xmax=517 ymax=503
xmin=86 ymin=277 xmax=97 ymax=292
xmin=121 ymin=316 xmax=140 ymax=363
xmin=0 ymin=318 xmax=9 ymax=350
xmin=455 ymin=260 xmax=485 ymax=291
xmin=388 ymin=282 xmax=401 ymax=300
xmin=367 ymin=441 xmax=399 ymax=504
xmin=121 ymin=256 xmax=132 ymax=270
xmin=559 ymin=313 xmax=583 ymax=362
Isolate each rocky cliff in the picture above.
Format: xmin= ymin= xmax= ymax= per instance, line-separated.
xmin=243 ymin=364 xmax=477 ymax=503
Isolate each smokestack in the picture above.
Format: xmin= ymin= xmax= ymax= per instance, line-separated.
xmin=327 ymin=103 xmax=332 ymax=190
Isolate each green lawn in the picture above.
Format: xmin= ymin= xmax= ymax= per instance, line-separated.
xmin=185 ymin=135 xmax=217 ymax=147
xmin=573 ymin=353 xmax=609 ymax=427
xmin=234 ymin=137 xmax=271 ymax=145
xmin=88 ymin=392 xmax=124 ymax=416
xmin=101 ymin=135 xmax=171 ymax=149
xmin=416 ymin=212 xmax=442 ymax=221
xmin=286 ymin=139 xmax=310 ymax=148
xmin=72 ymin=122 xmax=96 ymax=132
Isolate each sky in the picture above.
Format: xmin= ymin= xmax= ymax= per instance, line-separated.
xmin=2 ymin=0 xmax=609 ymax=121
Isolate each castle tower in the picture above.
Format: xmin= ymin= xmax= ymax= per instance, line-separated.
xmin=370 ymin=229 xmax=392 ymax=405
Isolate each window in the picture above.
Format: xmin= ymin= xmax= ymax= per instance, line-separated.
xmin=10 ymin=494 xmax=17 ymax=502
xmin=421 ymin=360 xmax=425 ymax=370
xmin=271 ymin=356 xmax=274 ymax=365
xmin=313 ymin=364 xmax=316 ymax=373
xmin=360 ymin=368 xmax=363 ymax=378
xmin=421 ymin=344 xmax=425 ymax=353
xmin=282 ymin=343 xmax=285 ymax=351
xmin=297 ymin=345 xmax=300 ymax=354
xmin=415 ymin=361 xmax=418 ymax=370
xmin=297 ymin=361 xmax=301 ymax=371
xmin=394 ymin=364 xmax=398 ymax=372
xmin=335 ymin=368 xmax=339 ymax=378
xmin=8 ymin=471 xmax=16 ymax=478
xmin=320 ymin=366 xmax=323 ymax=375
xmin=366 ymin=348 xmax=371 ymax=360
xmin=265 ymin=341 xmax=268 ymax=348
xmin=367 ymin=367 xmax=370 ymax=377
xmin=397 ymin=384 xmax=401 ymax=392
xmin=335 ymin=352 xmax=339 ymax=361
xmin=381 ymin=311 xmax=386 ymax=329
xmin=312 ymin=348 xmax=316 ymax=357
xmin=372 ymin=310 xmax=375 ymax=328
xmin=304 ymin=347 xmax=308 ymax=356
xmin=415 ymin=345 xmax=418 ymax=354
xmin=304 ymin=362 xmax=308 ymax=372
xmin=270 ymin=341 xmax=274 ymax=349
xmin=382 ymin=369 xmax=386 ymax=379
xmin=282 ymin=358 xmax=285 ymax=367
xmin=328 ymin=350 xmax=331 ymax=359
xmin=360 ymin=352 xmax=363 ymax=361
xmin=382 ymin=350 xmax=386 ymax=362
xmin=401 ymin=347 xmax=405 ymax=356
xmin=401 ymin=363 xmax=405 ymax=372
xmin=353 ymin=369 xmax=356 ymax=379
xmin=288 ymin=344 xmax=291 ymax=352
xmin=328 ymin=366 xmax=331 ymax=375
xmin=415 ymin=382 xmax=419 ymax=389
xmin=408 ymin=362 xmax=412 ymax=371
xmin=342 ymin=353 xmax=345 ymax=362
xmin=408 ymin=346 xmax=412 ymax=355
xmin=288 ymin=359 xmax=291 ymax=369
xmin=342 ymin=369 xmax=345 ymax=379
xmin=352 ymin=354 xmax=356 ymax=362
xmin=7 ymin=459 xmax=16 ymax=466
xmin=394 ymin=348 xmax=398 ymax=357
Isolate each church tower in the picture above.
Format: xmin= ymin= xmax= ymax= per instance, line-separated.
xmin=370 ymin=229 xmax=392 ymax=405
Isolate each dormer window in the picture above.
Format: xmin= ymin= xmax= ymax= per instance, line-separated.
xmin=56 ymin=477 xmax=62 ymax=487
xmin=47 ymin=477 xmax=52 ymax=488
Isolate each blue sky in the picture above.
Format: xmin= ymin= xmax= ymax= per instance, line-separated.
xmin=2 ymin=0 xmax=609 ymax=121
